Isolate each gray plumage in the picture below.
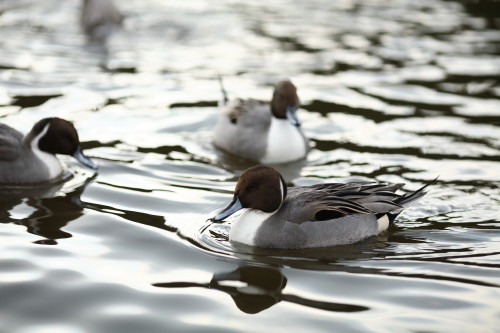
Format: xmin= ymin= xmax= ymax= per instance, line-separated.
xmin=0 ymin=123 xmax=53 ymax=184
xmin=254 ymin=213 xmax=379 ymax=249
xmin=253 ymin=182 xmax=409 ymax=249
xmin=214 ymin=98 xmax=271 ymax=161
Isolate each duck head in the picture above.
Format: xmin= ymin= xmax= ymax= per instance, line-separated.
xmin=270 ymin=79 xmax=301 ymax=126
xmin=214 ymin=165 xmax=287 ymax=221
xmin=27 ymin=117 xmax=97 ymax=169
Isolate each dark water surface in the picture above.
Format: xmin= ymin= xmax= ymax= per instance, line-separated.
xmin=1 ymin=0 xmax=499 ymax=332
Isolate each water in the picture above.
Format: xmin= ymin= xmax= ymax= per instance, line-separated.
xmin=1 ymin=0 xmax=499 ymax=332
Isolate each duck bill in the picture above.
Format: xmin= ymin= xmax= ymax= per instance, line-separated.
xmin=73 ymin=147 xmax=98 ymax=169
xmin=286 ymin=106 xmax=301 ymax=126
xmin=214 ymin=196 xmax=243 ymax=221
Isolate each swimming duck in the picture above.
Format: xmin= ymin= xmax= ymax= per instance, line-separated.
xmin=213 ymin=165 xmax=434 ymax=249
xmin=213 ymin=79 xmax=309 ymax=164
xmin=0 ymin=117 xmax=97 ymax=184
xmin=81 ymin=0 xmax=123 ymax=42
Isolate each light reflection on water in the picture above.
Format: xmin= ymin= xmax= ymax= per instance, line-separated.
xmin=1 ymin=0 xmax=499 ymax=332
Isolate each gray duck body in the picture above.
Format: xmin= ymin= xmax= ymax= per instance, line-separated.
xmin=252 ymin=184 xmax=395 ymax=249
xmin=0 ymin=124 xmax=53 ymax=184
xmin=214 ymin=165 xmax=434 ymax=249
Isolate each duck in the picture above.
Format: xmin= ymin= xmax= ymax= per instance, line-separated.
xmin=81 ymin=0 xmax=123 ymax=42
xmin=213 ymin=79 xmax=309 ymax=164
xmin=0 ymin=117 xmax=97 ymax=185
xmin=213 ymin=165 xmax=434 ymax=249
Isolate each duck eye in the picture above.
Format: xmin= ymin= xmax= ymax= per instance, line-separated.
xmin=63 ymin=133 xmax=75 ymax=144
xmin=246 ymin=184 xmax=258 ymax=192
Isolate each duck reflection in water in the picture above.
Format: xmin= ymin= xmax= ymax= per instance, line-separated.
xmin=0 ymin=175 xmax=96 ymax=245
xmin=153 ymin=265 xmax=368 ymax=314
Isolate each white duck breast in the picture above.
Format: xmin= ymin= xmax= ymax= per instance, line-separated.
xmin=260 ymin=117 xmax=308 ymax=164
xmin=229 ymin=209 xmax=275 ymax=247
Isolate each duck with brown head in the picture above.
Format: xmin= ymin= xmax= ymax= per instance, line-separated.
xmin=213 ymin=79 xmax=309 ymax=164
xmin=0 ymin=117 xmax=97 ymax=184
xmin=213 ymin=165 xmax=435 ymax=249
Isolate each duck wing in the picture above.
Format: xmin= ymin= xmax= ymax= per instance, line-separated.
xmin=214 ymin=98 xmax=271 ymax=161
xmin=286 ymin=180 xmax=434 ymax=223
xmin=222 ymin=98 xmax=270 ymax=129
xmin=0 ymin=124 xmax=22 ymax=161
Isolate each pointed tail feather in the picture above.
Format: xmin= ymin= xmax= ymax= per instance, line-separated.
xmin=383 ymin=177 xmax=438 ymax=223
xmin=395 ymin=176 xmax=438 ymax=208
xmin=217 ymin=73 xmax=229 ymax=107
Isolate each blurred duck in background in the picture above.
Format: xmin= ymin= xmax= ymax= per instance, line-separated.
xmin=80 ymin=0 xmax=123 ymax=42
xmin=0 ymin=118 xmax=97 ymax=185
xmin=214 ymin=78 xmax=309 ymax=164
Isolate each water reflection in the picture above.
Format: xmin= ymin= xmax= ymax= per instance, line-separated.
xmin=85 ymin=200 xmax=171 ymax=233
xmin=154 ymin=264 xmax=368 ymax=314
xmin=0 ymin=174 xmax=95 ymax=244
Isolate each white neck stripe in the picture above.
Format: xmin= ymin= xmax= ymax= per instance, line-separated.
xmin=30 ymin=123 xmax=63 ymax=179
xmin=279 ymin=178 xmax=285 ymax=202
xmin=30 ymin=123 xmax=50 ymax=151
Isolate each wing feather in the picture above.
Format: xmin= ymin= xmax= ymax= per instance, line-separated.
xmin=286 ymin=178 xmax=433 ymax=223
xmin=0 ymin=124 xmax=22 ymax=162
